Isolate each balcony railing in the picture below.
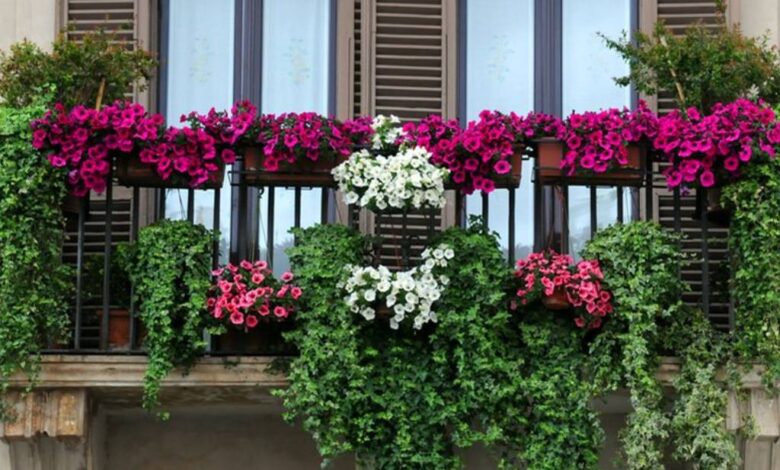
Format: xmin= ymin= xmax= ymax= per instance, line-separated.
xmin=50 ymin=155 xmax=730 ymax=355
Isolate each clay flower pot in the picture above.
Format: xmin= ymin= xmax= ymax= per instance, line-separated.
xmin=542 ymin=288 xmax=571 ymax=311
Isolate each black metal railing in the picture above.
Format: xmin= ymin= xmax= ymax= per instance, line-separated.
xmin=48 ymin=154 xmax=729 ymax=355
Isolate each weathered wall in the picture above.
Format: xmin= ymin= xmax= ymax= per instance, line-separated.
xmin=738 ymin=0 xmax=780 ymax=46
xmin=0 ymin=0 xmax=58 ymax=53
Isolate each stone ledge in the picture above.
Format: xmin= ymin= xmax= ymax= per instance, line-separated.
xmin=9 ymin=355 xmax=287 ymax=389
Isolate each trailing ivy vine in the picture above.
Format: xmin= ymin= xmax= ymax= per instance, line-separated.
xmin=582 ymin=222 xmax=738 ymax=469
xmin=0 ymin=103 xmax=71 ymax=420
xmin=126 ymin=219 xmax=214 ymax=417
xmin=723 ymin=156 xmax=780 ymax=388
xmin=278 ymin=219 xmax=607 ymax=469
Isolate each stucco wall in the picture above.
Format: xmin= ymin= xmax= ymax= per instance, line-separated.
xmin=739 ymin=0 xmax=780 ymax=46
xmin=0 ymin=0 xmax=58 ymax=52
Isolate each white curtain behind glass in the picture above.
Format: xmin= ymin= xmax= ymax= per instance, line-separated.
xmin=164 ymin=0 xmax=235 ymax=264
xmin=465 ymin=0 xmax=534 ymax=260
xmin=562 ymin=0 xmax=631 ymax=258
xmin=260 ymin=0 xmax=330 ymax=274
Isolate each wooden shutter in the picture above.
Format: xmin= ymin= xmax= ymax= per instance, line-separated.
xmin=60 ymin=0 xmax=154 ymax=106
xmin=337 ymin=0 xmax=457 ymax=266
xmin=647 ymin=0 xmax=731 ymax=330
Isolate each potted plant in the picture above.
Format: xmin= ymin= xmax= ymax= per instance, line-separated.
xmin=534 ymin=104 xmax=655 ymax=186
xmin=332 ymin=146 xmax=449 ymax=213
xmin=242 ymin=112 xmax=352 ymax=187
xmin=207 ymin=260 xmax=302 ymax=353
xmin=80 ymin=244 xmax=138 ymax=350
xmin=654 ymin=99 xmax=780 ymax=225
xmin=339 ymin=243 xmax=453 ymax=331
xmin=125 ymin=219 xmax=214 ymax=417
xmin=512 ymin=250 xmax=613 ymax=329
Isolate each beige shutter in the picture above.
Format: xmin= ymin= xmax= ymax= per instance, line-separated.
xmin=337 ymin=0 xmax=458 ymax=266
xmin=645 ymin=0 xmax=731 ymax=330
xmin=60 ymin=0 xmax=154 ymax=107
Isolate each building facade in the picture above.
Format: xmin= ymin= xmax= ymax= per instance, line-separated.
xmin=1 ymin=0 xmax=780 ymax=468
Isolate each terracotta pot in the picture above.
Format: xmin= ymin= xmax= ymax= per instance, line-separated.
xmin=242 ymin=147 xmax=342 ymax=187
xmin=116 ymin=154 xmax=225 ymax=189
xmin=494 ymin=152 xmax=523 ymax=189
xmin=97 ymin=309 xmax=143 ymax=350
xmin=535 ymin=138 xmax=645 ymax=186
xmin=542 ymin=288 xmax=571 ymax=311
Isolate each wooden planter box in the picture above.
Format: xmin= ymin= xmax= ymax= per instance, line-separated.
xmin=242 ymin=147 xmax=341 ymax=187
xmin=215 ymin=321 xmax=295 ymax=354
xmin=116 ymin=155 xmax=225 ymax=189
xmin=534 ymin=138 xmax=646 ymax=186
xmin=542 ymin=288 xmax=571 ymax=311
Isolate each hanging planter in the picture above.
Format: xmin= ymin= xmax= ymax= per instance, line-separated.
xmin=693 ymin=185 xmax=732 ymax=227
xmin=116 ymin=154 xmax=225 ymax=189
xmin=534 ymin=138 xmax=646 ymax=186
xmin=494 ymin=152 xmax=523 ymax=188
xmin=242 ymin=146 xmax=342 ymax=187
xmin=542 ymin=288 xmax=571 ymax=311
xmin=61 ymin=192 xmax=89 ymax=215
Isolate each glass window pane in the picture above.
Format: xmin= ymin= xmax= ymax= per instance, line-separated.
xmin=465 ymin=0 xmax=534 ymax=259
xmin=164 ymin=0 xmax=235 ymax=263
xmin=260 ymin=0 xmax=330 ymax=275
xmin=563 ymin=0 xmax=631 ymax=255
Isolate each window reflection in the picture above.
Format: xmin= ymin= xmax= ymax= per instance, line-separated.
xmin=563 ymin=0 xmax=631 ymax=257
xmin=164 ymin=0 xmax=234 ymax=264
xmin=259 ymin=0 xmax=330 ymax=275
xmin=465 ymin=0 xmax=534 ymax=261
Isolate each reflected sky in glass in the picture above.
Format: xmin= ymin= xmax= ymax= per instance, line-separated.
xmin=563 ymin=0 xmax=631 ymax=258
xmin=465 ymin=0 xmax=534 ymax=260
xmin=164 ymin=0 xmax=234 ymax=264
xmin=259 ymin=0 xmax=330 ymax=274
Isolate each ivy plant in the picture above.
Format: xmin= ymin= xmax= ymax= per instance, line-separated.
xmin=0 ymin=103 xmax=71 ymax=421
xmin=582 ymin=222 xmax=737 ymax=469
xmin=0 ymin=29 xmax=157 ymax=108
xmin=125 ymin=219 xmax=214 ymax=417
xmin=723 ymin=156 xmax=780 ymax=388
xmin=601 ymin=0 xmax=780 ymax=112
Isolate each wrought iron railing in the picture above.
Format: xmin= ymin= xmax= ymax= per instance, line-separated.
xmin=49 ymin=154 xmax=730 ymax=355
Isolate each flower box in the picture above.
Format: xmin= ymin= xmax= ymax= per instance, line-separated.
xmin=542 ymin=288 xmax=571 ymax=311
xmin=116 ymin=154 xmax=225 ymax=189
xmin=242 ymin=146 xmax=343 ymax=187
xmin=62 ymin=193 xmax=88 ymax=215
xmin=494 ymin=152 xmax=523 ymax=188
xmin=693 ymin=186 xmax=732 ymax=227
xmin=534 ymin=138 xmax=646 ymax=186
xmin=215 ymin=322 xmax=295 ymax=354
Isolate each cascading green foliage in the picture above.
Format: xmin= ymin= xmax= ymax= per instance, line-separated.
xmin=278 ymin=221 xmax=520 ymax=469
xmin=723 ymin=157 xmax=780 ymax=388
xmin=512 ymin=310 xmax=602 ymax=470
xmin=0 ymin=103 xmax=71 ymax=421
xmin=126 ymin=219 xmax=214 ymax=417
xmin=278 ymin=219 xmax=605 ymax=469
xmin=582 ymin=222 xmax=737 ymax=469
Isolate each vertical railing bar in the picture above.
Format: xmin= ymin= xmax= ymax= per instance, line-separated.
xmin=267 ymin=187 xmax=275 ymax=268
xmin=589 ymin=185 xmax=597 ymax=238
xmin=673 ymin=185 xmax=682 ymax=281
xmin=617 ymin=186 xmax=624 ymax=223
xmin=644 ymin=157 xmax=653 ymax=219
xmin=294 ymin=187 xmax=302 ymax=229
xmin=699 ymin=188 xmax=711 ymax=316
xmin=455 ymin=192 xmax=463 ymax=227
xmin=561 ymin=185 xmax=569 ymax=254
xmin=213 ymin=186 xmax=221 ymax=269
xmin=481 ymin=192 xmax=489 ymax=224
xmin=320 ymin=188 xmax=329 ymax=224
xmin=508 ymin=188 xmax=516 ymax=263
xmin=156 ymin=188 xmax=165 ymax=221
xmin=101 ymin=173 xmax=113 ymax=351
xmin=187 ymin=188 xmax=195 ymax=223
xmin=73 ymin=196 xmax=87 ymax=351
xmin=129 ymin=186 xmax=140 ymax=351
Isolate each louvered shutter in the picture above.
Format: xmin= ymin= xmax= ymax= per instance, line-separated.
xmin=60 ymin=0 xmax=154 ymax=345
xmin=338 ymin=0 xmax=457 ymax=266
xmin=648 ymin=0 xmax=731 ymax=330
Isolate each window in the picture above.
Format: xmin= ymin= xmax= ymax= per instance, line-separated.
xmin=464 ymin=0 xmax=534 ymax=260
xmin=161 ymin=0 xmax=333 ymax=271
xmin=462 ymin=0 xmax=637 ymax=260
